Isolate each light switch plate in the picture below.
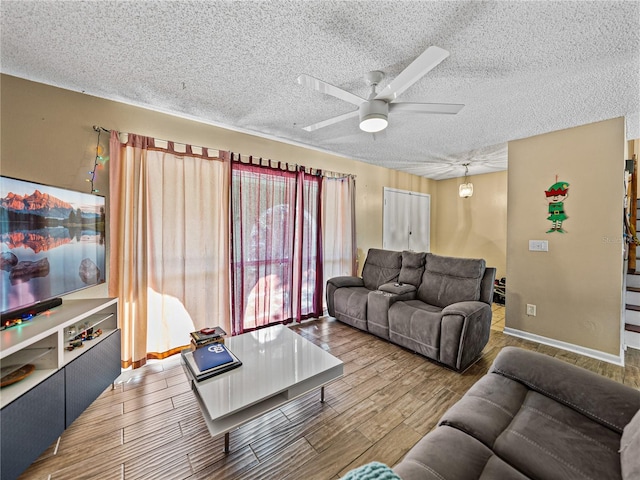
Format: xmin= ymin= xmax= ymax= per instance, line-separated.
xmin=529 ymin=240 xmax=549 ymax=252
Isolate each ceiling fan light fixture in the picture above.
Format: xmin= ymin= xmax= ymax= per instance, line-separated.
xmin=360 ymin=114 xmax=388 ymax=133
xmin=359 ymin=99 xmax=389 ymax=132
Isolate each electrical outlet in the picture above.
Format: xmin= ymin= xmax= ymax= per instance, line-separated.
xmin=526 ymin=304 xmax=536 ymax=316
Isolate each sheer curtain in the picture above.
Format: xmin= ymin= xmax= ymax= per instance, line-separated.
xmin=293 ymin=169 xmax=323 ymax=321
xmin=322 ymin=175 xmax=357 ymax=307
xmin=109 ymin=131 xmax=230 ymax=368
xmin=230 ymin=156 xmax=323 ymax=334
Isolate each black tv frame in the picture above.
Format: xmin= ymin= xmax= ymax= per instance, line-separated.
xmin=0 ymin=175 xmax=106 ymax=326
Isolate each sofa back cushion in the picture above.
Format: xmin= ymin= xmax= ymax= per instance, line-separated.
xmin=417 ymin=254 xmax=486 ymax=307
xmin=621 ymin=409 xmax=640 ymax=480
xmin=362 ymin=249 xmax=402 ymax=290
xmin=398 ymin=251 xmax=427 ymax=286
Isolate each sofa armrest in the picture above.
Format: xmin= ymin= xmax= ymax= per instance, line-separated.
xmin=491 ymin=346 xmax=640 ymax=433
xmin=327 ymin=276 xmax=364 ymax=288
xmin=326 ymin=276 xmax=364 ymax=317
xmin=442 ymin=300 xmax=488 ymax=318
xmin=378 ymin=282 xmax=417 ymax=297
xmin=440 ymin=301 xmax=492 ymax=371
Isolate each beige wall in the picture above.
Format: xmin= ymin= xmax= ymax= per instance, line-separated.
xmin=6 ymin=75 xmax=627 ymax=359
xmin=0 ymin=74 xmax=435 ymax=278
xmin=433 ymin=171 xmax=507 ymax=278
xmin=506 ymin=118 xmax=625 ymax=357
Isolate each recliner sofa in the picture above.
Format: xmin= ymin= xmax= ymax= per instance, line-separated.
xmin=393 ymin=346 xmax=640 ymax=480
xmin=326 ymin=249 xmax=496 ymax=371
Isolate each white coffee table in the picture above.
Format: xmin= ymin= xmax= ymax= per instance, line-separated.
xmin=183 ymin=324 xmax=344 ymax=452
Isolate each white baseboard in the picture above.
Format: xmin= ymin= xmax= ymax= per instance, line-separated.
xmin=503 ymin=327 xmax=624 ymax=366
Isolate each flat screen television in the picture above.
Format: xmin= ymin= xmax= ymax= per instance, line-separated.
xmin=0 ymin=176 xmax=106 ymax=324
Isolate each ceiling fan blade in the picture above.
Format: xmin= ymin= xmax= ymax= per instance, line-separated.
xmin=375 ymin=46 xmax=450 ymax=102
xmin=297 ymin=74 xmax=365 ymax=107
xmin=300 ymin=110 xmax=359 ymax=132
xmin=390 ymin=102 xmax=464 ymax=115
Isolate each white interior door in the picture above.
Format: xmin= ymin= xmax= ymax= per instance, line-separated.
xmin=409 ymin=193 xmax=430 ymax=252
xmin=383 ymin=188 xmax=430 ymax=252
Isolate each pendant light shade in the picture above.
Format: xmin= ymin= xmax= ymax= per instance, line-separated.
xmin=459 ymin=163 xmax=473 ymax=198
xmin=459 ymin=182 xmax=474 ymax=198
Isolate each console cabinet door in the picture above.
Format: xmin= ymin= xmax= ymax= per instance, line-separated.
xmin=1 ymin=369 xmax=65 ymax=480
xmin=64 ymin=329 xmax=121 ymax=428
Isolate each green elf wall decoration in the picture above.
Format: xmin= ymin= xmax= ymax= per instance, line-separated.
xmin=545 ymin=177 xmax=569 ymax=233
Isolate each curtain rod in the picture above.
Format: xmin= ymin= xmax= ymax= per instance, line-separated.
xmin=94 ymin=125 xmax=220 ymax=157
xmin=231 ymin=153 xmax=354 ymax=179
xmin=94 ymin=126 xmax=355 ymax=179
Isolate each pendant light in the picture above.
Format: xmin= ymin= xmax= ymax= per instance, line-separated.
xmin=459 ymin=163 xmax=473 ymax=198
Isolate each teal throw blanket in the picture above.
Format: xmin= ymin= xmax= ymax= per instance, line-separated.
xmin=341 ymin=461 xmax=402 ymax=480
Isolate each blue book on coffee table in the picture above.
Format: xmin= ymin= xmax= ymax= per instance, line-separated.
xmin=183 ymin=343 xmax=242 ymax=381
xmin=193 ymin=343 xmax=235 ymax=371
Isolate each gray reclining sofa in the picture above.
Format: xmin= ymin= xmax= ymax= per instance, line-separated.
xmin=393 ymin=346 xmax=640 ymax=480
xmin=326 ymin=249 xmax=496 ymax=371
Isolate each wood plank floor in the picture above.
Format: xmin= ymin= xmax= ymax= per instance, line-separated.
xmin=19 ymin=307 xmax=640 ymax=480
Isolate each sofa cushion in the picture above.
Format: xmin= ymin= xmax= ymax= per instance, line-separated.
xmin=388 ymin=300 xmax=443 ymax=359
xmin=393 ymin=426 xmax=530 ymax=480
xmin=492 ymin=390 xmax=622 ymax=480
xmin=621 ymin=409 xmax=640 ymax=480
xmin=398 ymin=251 xmax=426 ymax=286
xmin=439 ymin=373 xmax=529 ymax=447
xmin=361 ymin=249 xmax=402 ymax=290
xmin=332 ymin=286 xmax=370 ymax=331
xmin=417 ymin=254 xmax=485 ymax=308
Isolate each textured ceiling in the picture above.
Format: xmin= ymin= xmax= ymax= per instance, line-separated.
xmin=1 ymin=1 xmax=639 ymax=180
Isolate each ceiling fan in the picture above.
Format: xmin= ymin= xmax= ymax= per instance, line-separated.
xmin=297 ymin=46 xmax=464 ymax=133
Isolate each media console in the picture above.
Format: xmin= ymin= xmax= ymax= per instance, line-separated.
xmin=0 ymin=297 xmax=121 ymax=480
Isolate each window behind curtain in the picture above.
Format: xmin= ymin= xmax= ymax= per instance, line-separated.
xmin=230 ymin=159 xmax=323 ymax=334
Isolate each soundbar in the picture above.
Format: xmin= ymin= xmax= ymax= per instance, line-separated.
xmin=1 ymin=297 xmax=63 ymax=324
